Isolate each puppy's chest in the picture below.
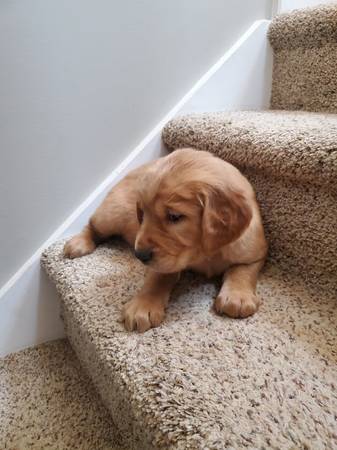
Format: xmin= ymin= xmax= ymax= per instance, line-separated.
xmin=189 ymin=252 xmax=231 ymax=278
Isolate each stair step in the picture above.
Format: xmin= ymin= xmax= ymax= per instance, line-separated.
xmin=0 ymin=339 xmax=124 ymax=450
xmin=162 ymin=110 xmax=337 ymax=282
xmin=269 ymin=4 xmax=337 ymax=52
xmin=163 ymin=110 xmax=337 ymax=189
xmin=268 ymin=4 xmax=337 ymax=113
xmin=41 ymin=240 xmax=337 ymax=450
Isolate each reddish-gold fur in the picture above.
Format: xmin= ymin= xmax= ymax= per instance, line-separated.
xmin=64 ymin=148 xmax=267 ymax=332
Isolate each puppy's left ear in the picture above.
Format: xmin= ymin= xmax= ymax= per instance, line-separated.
xmin=201 ymin=187 xmax=252 ymax=255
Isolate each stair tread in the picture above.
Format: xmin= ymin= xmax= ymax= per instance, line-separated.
xmin=162 ymin=110 xmax=337 ymax=189
xmin=0 ymin=339 xmax=124 ymax=450
xmin=42 ymin=239 xmax=337 ymax=450
xmin=268 ymin=4 xmax=337 ymax=51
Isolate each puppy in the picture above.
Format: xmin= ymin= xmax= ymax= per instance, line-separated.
xmin=64 ymin=148 xmax=267 ymax=332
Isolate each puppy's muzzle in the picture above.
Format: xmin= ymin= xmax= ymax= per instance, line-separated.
xmin=135 ymin=248 xmax=153 ymax=264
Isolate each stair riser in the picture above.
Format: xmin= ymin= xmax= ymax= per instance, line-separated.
xmin=245 ymin=168 xmax=337 ymax=284
xmin=61 ymin=302 xmax=156 ymax=450
xmin=268 ymin=4 xmax=337 ymax=113
xmin=271 ymin=44 xmax=337 ymax=113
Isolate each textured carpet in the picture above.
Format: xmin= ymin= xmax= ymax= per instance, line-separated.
xmin=0 ymin=339 xmax=124 ymax=450
xmin=38 ymin=5 xmax=337 ymax=450
xmin=268 ymin=4 xmax=337 ymax=113
xmin=41 ymin=240 xmax=337 ymax=450
xmin=162 ymin=110 xmax=337 ymax=283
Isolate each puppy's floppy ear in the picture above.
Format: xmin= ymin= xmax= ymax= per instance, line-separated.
xmin=201 ymin=187 xmax=252 ymax=255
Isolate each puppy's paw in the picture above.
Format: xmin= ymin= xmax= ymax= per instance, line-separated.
xmin=214 ymin=290 xmax=261 ymax=318
xmin=122 ymin=296 xmax=165 ymax=332
xmin=63 ymin=234 xmax=96 ymax=259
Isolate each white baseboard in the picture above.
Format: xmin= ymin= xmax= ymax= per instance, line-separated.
xmin=0 ymin=19 xmax=271 ymax=357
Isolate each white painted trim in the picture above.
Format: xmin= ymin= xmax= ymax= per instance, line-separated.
xmin=0 ymin=19 xmax=272 ymax=356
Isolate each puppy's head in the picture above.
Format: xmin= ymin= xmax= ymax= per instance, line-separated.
xmin=134 ymin=148 xmax=252 ymax=273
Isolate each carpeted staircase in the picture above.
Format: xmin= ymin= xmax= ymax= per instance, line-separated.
xmin=163 ymin=109 xmax=337 ymax=286
xmin=0 ymin=340 xmax=125 ymax=450
xmin=41 ymin=5 xmax=337 ymax=450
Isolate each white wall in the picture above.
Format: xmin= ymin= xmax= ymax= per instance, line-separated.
xmin=279 ymin=0 xmax=337 ymax=12
xmin=0 ymin=0 xmax=271 ymax=288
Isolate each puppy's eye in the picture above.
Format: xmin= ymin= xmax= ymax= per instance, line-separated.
xmin=167 ymin=211 xmax=184 ymax=224
xmin=137 ymin=206 xmax=144 ymax=224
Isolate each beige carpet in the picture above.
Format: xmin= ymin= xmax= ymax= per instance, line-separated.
xmin=268 ymin=4 xmax=337 ymax=113
xmin=0 ymin=339 xmax=125 ymax=450
xmin=41 ymin=240 xmax=337 ymax=450
xmin=162 ymin=110 xmax=337 ymax=284
xmin=12 ymin=4 xmax=337 ymax=449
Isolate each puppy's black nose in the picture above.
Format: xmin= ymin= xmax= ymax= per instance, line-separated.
xmin=134 ymin=249 xmax=153 ymax=263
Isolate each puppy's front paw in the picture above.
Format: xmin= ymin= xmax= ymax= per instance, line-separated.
xmin=63 ymin=234 xmax=96 ymax=259
xmin=214 ymin=290 xmax=261 ymax=318
xmin=122 ymin=296 xmax=165 ymax=332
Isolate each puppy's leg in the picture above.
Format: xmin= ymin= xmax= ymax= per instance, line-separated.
xmin=64 ymin=176 xmax=139 ymax=259
xmin=123 ymin=270 xmax=180 ymax=332
xmin=63 ymin=223 xmax=99 ymax=259
xmin=214 ymin=259 xmax=264 ymax=318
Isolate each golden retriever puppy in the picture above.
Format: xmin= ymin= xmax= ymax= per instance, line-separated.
xmin=64 ymin=148 xmax=267 ymax=332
